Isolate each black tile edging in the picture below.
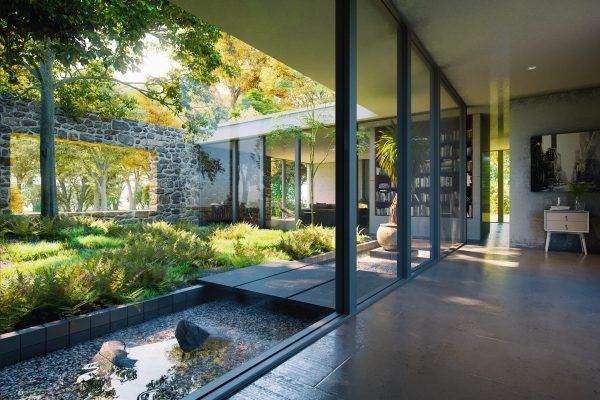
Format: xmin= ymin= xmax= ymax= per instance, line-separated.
xmin=0 ymin=284 xmax=206 ymax=369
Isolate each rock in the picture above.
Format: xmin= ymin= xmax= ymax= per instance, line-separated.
xmin=92 ymin=340 xmax=136 ymax=369
xmin=175 ymin=319 xmax=210 ymax=352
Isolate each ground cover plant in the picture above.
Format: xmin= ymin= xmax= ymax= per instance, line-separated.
xmin=0 ymin=216 xmax=370 ymax=333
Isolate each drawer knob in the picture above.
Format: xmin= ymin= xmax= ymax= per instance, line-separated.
xmin=565 ymin=224 xmax=568 ymax=229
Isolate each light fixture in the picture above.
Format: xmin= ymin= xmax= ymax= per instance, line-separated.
xmin=527 ymin=66 xmax=537 ymax=71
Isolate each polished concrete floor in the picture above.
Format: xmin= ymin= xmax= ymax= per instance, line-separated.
xmin=231 ymin=245 xmax=600 ymax=399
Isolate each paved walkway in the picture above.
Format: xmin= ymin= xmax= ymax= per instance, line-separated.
xmin=199 ymin=255 xmax=398 ymax=309
xmin=232 ymin=245 xmax=600 ymax=399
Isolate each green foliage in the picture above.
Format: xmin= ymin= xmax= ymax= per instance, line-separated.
xmin=4 ymin=241 xmax=65 ymax=262
xmin=0 ymin=218 xmax=219 ymax=333
xmin=70 ymin=235 xmax=125 ymax=249
xmin=211 ymin=222 xmax=257 ymax=240
xmin=0 ymin=217 xmax=354 ymax=333
xmin=9 ymin=185 xmax=26 ymax=214
xmin=277 ymin=225 xmax=336 ymax=259
xmin=240 ymin=89 xmax=281 ymax=115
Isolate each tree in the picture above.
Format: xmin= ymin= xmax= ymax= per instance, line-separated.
xmin=120 ymin=150 xmax=152 ymax=210
xmin=0 ymin=0 xmax=224 ymax=217
xmin=56 ymin=141 xmax=94 ymax=212
xmin=216 ymin=34 xmax=267 ymax=111
xmin=268 ymin=82 xmax=368 ymax=225
xmin=9 ymin=135 xmax=38 ymax=191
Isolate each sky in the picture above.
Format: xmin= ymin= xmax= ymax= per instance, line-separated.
xmin=114 ymin=35 xmax=177 ymax=83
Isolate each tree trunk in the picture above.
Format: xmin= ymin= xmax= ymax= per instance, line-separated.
xmin=93 ymin=186 xmax=100 ymax=211
xmin=99 ymin=174 xmax=108 ymax=211
xmin=126 ymin=179 xmax=135 ymax=210
xmin=39 ymin=52 xmax=58 ymax=218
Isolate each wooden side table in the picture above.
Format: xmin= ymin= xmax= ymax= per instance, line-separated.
xmin=544 ymin=210 xmax=589 ymax=255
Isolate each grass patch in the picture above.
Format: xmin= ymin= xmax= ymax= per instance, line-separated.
xmin=3 ymin=251 xmax=90 ymax=275
xmin=4 ymin=241 xmax=66 ymax=262
xmin=70 ymin=234 xmax=125 ymax=249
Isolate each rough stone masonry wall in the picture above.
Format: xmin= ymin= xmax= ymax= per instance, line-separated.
xmin=0 ymin=94 xmax=202 ymax=223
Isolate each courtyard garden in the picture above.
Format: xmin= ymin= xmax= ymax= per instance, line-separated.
xmin=0 ymin=216 xmax=364 ymax=335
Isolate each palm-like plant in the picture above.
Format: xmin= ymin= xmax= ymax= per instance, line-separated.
xmin=375 ymin=125 xmax=430 ymax=224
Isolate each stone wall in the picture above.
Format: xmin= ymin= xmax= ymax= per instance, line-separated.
xmin=0 ymin=94 xmax=203 ymax=223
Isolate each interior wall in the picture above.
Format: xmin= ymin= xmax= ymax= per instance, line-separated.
xmin=302 ymin=162 xmax=336 ymax=205
xmin=510 ymin=87 xmax=600 ymax=252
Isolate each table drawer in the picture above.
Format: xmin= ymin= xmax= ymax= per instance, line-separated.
xmin=545 ymin=212 xmax=588 ymax=222
xmin=545 ymin=220 xmax=588 ymax=232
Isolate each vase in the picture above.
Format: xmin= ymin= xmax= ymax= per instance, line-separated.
xmin=574 ymin=198 xmax=585 ymax=211
xmin=376 ymin=223 xmax=397 ymax=251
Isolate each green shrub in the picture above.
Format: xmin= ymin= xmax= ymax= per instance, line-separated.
xmin=4 ymin=241 xmax=66 ymax=262
xmin=277 ymin=225 xmax=335 ymax=259
xmin=211 ymin=222 xmax=257 ymax=240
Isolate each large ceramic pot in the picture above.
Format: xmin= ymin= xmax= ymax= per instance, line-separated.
xmin=376 ymin=223 xmax=397 ymax=251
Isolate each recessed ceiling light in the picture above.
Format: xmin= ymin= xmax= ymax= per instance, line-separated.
xmin=527 ymin=66 xmax=537 ymax=71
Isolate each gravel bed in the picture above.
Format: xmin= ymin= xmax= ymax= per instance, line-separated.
xmin=0 ymin=295 xmax=324 ymax=400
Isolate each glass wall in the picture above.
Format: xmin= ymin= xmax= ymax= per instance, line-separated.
xmin=356 ymin=0 xmax=399 ymax=303
xmin=440 ymin=85 xmax=463 ymax=252
xmin=265 ymin=134 xmax=299 ymax=230
xmin=238 ymin=137 xmax=263 ymax=224
xmin=410 ymin=49 xmax=433 ymax=268
xmin=198 ymin=141 xmax=233 ymax=224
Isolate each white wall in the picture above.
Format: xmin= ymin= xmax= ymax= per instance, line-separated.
xmin=301 ymin=162 xmax=336 ymax=205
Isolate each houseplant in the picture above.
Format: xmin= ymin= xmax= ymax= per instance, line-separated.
xmin=568 ymin=181 xmax=589 ymax=210
xmin=375 ymin=126 xmax=429 ymax=251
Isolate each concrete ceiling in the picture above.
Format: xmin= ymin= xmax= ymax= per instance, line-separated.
xmin=394 ymin=0 xmax=600 ymax=105
xmin=172 ymin=0 xmax=600 ymax=110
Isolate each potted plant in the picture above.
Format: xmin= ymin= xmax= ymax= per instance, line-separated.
xmin=568 ymin=181 xmax=589 ymax=210
xmin=374 ymin=129 xmax=399 ymax=251
xmin=375 ymin=127 xmax=429 ymax=251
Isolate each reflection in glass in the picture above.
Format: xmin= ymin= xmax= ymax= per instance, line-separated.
xmin=410 ymin=49 xmax=432 ymax=268
xmin=198 ymin=141 xmax=233 ymax=224
xmin=440 ymin=85 xmax=463 ymax=252
xmin=238 ymin=137 xmax=263 ymax=224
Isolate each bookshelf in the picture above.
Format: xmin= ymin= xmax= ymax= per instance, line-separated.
xmin=440 ymin=124 xmax=461 ymax=217
xmin=466 ymin=115 xmax=473 ymax=218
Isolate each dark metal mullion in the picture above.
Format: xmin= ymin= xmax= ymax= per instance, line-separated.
xmin=459 ymin=104 xmax=468 ymax=241
xmin=335 ymin=0 xmax=357 ymax=315
xmin=259 ymin=136 xmax=266 ymax=228
xmin=281 ymin=159 xmax=287 ymax=211
xmin=294 ymin=136 xmax=301 ymax=224
xmin=431 ymin=67 xmax=441 ymax=260
xmin=231 ymin=140 xmax=239 ymax=223
xmin=396 ymin=24 xmax=411 ymax=280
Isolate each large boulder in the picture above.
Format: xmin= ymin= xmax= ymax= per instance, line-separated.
xmin=92 ymin=340 xmax=136 ymax=369
xmin=175 ymin=320 xmax=210 ymax=352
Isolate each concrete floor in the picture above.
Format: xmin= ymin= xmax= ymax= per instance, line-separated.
xmin=231 ymin=245 xmax=600 ymax=399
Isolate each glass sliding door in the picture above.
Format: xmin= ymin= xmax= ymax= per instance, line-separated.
xmin=356 ymin=0 xmax=400 ymax=304
xmin=440 ymin=85 xmax=463 ymax=252
xmin=265 ymin=133 xmax=298 ymax=230
xmin=410 ymin=48 xmax=433 ymax=268
xmin=238 ymin=137 xmax=264 ymax=224
xmin=198 ymin=141 xmax=233 ymax=224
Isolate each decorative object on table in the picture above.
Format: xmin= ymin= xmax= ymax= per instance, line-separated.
xmin=531 ymin=130 xmax=600 ymax=192
xmin=544 ymin=210 xmax=589 ymax=254
xmin=568 ymin=181 xmax=589 ymax=211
